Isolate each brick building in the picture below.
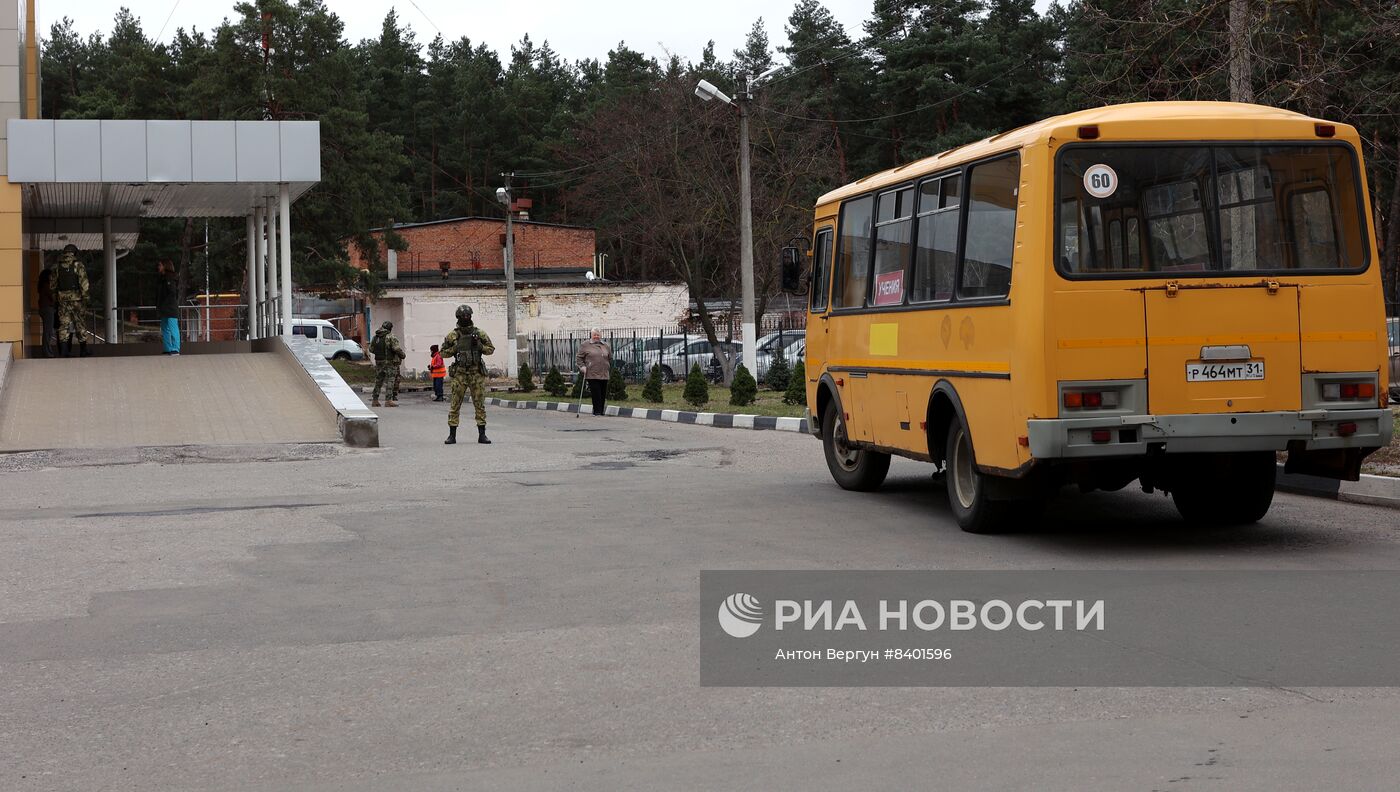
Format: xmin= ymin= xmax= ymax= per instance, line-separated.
xmin=349 ymin=216 xmax=595 ymax=280
xmin=348 ymin=215 xmax=689 ymax=373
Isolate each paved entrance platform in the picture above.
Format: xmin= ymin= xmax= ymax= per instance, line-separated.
xmin=0 ymin=353 xmax=339 ymax=451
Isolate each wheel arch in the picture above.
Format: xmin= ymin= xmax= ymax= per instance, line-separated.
xmin=926 ymin=380 xmax=970 ymax=467
xmin=815 ymin=373 xmax=844 ymax=435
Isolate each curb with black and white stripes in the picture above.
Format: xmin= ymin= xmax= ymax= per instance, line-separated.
xmin=1275 ymin=464 xmax=1400 ymax=509
xmin=485 ymin=397 xmax=810 ymax=433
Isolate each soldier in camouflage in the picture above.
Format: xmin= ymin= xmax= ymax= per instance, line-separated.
xmin=441 ymin=304 xmax=495 ymax=445
xmin=369 ymin=321 xmax=405 ymax=407
xmin=54 ymin=245 xmax=92 ymax=357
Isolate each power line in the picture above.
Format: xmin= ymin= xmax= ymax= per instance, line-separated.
xmin=404 ymin=0 xmax=443 ymax=37
xmin=155 ymin=0 xmax=182 ymax=41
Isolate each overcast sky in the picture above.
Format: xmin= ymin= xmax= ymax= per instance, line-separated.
xmin=36 ymin=0 xmax=1056 ymax=65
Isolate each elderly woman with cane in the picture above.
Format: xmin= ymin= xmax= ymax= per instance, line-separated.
xmin=576 ymin=328 xmax=612 ymax=416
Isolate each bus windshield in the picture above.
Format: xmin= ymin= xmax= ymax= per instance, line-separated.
xmin=1057 ymin=144 xmax=1367 ymax=277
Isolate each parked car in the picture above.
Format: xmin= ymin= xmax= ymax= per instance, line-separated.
xmin=754 ymin=330 xmax=806 ymax=380
xmin=621 ymin=334 xmax=687 ymax=382
xmin=292 ymin=318 xmax=364 ymax=361
xmin=1388 ymin=317 xmax=1399 ymax=400
xmin=662 ymin=337 xmax=742 ymax=382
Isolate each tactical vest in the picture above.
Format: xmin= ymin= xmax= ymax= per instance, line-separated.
xmin=370 ymin=333 xmax=388 ymax=358
xmin=450 ymin=326 xmax=486 ymax=375
xmin=56 ymin=265 xmax=81 ymax=293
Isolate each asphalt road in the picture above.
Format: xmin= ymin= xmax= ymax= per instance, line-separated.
xmin=2 ymin=393 xmax=1399 ymax=791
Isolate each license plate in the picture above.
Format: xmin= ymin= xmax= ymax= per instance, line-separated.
xmin=1186 ymin=360 xmax=1264 ymax=382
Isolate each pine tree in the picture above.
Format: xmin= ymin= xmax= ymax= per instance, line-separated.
xmin=729 ymin=364 xmax=758 ymax=406
xmin=766 ymin=349 xmax=790 ymax=392
xmin=517 ymin=362 xmax=535 ymax=392
xmin=643 ymin=364 xmax=664 ymax=402
xmin=543 ymin=365 xmax=566 ymax=397
xmin=784 ymin=359 xmax=807 ymax=406
xmin=608 ymin=365 xmax=628 ymax=400
xmin=571 ymin=371 xmax=586 ymax=399
xmin=683 ymin=362 xmax=709 ymax=408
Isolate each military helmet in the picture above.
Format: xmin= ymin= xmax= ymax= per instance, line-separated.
xmin=380 ymin=320 xmax=393 ymax=332
xmin=62 ymin=244 xmax=79 ymax=254
xmin=456 ymin=304 xmax=473 ymax=322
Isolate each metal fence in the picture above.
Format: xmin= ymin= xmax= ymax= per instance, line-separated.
xmin=525 ymin=316 xmax=806 ymax=383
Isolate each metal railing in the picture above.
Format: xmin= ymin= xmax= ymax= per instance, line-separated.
xmin=524 ymin=317 xmax=806 ymax=383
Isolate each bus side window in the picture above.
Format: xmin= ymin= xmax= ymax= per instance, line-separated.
xmin=810 ymin=228 xmax=833 ymax=312
xmin=1108 ymin=218 xmax=1123 ymax=269
xmin=959 ymin=155 xmax=1019 ymax=299
xmin=834 ymin=195 xmax=874 ymax=309
xmin=913 ymin=174 xmax=960 ymax=302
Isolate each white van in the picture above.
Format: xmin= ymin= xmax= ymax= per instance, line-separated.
xmin=291 ymin=318 xmax=365 ymax=361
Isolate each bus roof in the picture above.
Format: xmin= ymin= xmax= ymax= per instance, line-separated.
xmin=816 ymin=101 xmax=1349 ymax=207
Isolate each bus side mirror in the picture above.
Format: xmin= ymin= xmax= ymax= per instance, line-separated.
xmin=780 ymin=247 xmax=804 ymax=293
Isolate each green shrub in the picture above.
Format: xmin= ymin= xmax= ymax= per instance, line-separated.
xmin=643 ymin=364 xmax=664 ymax=402
xmin=571 ymin=372 xmax=586 ymax=398
xmin=729 ymin=363 xmax=757 ymax=406
xmin=766 ymin=349 xmax=790 ymax=392
xmin=518 ymin=362 xmax=535 ymax=392
xmin=608 ymin=365 xmax=628 ymax=400
xmin=543 ymin=365 xmax=567 ymax=397
xmin=683 ymin=362 xmax=709 ymax=408
xmin=783 ymin=359 xmax=807 ymax=405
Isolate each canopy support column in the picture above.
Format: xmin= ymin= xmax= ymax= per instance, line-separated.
xmin=245 ymin=213 xmax=258 ymax=340
xmin=265 ymin=196 xmax=279 ymax=336
xmin=278 ymin=184 xmax=292 ymax=337
xmin=254 ymin=206 xmax=267 ymax=337
xmin=103 ymin=215 xmax=116 ymax=343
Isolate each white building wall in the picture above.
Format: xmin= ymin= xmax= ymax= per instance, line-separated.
xmin=379 ymin=282 xmax=688 ymax=375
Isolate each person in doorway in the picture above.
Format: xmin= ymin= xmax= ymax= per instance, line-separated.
xmin=36 ymin=265 xmax=57 ymax=358
xmin=54 ymin=244 xmax=91 ymax=357
xmin=576 ymin=328 xmax=612 ymax=416
xmin=156 ymin=259 xmax=181 ymax=355
xmin=441 ymin=304 xmax=495 ymax=445
xmin=369 ymin=321 xmax=405 ymax=407
xmin=428 ymin=344 xmax=446 ymax=401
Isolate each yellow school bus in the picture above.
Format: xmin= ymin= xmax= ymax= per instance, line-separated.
xmin=784 ymin=102 xmax=1393 ymax=533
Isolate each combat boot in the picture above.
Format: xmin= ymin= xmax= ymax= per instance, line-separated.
xmin=371 ymin=398 xmax=381 ymax=407
xmin=444 ymin=426 xmax=457 ymax=445
xmin=478 ymin=425 xmax=491 ymax=444
xmin=385 ymin=400 xmax=398 ymax=407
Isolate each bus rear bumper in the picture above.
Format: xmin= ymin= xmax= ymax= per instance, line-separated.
xmin=1027 ymin=409 xmax=1393 ymax=459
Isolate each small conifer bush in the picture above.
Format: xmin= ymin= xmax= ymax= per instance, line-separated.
xmin=766 ymin=349 xmax=790 ymax=392
xmin=643 ymin=364 xmax=664 ymax=402
xmin=608 ymin=365 xmax=628 ymax=401
xmin=683 ymin=362 xmax=709 ymax=407
xmin=729 ymin=363 xmax=757 ymax=406
xmin=518 ymin=362 xmax=535 ymax=392
xmin=784 ymin=359 xmax=807 ymax=405
xmin=543 ymin=365 xmax=567 ymax=397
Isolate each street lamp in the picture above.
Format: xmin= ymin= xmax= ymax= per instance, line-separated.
xmin=497 ymin=179 xmax=519 ymax=378
xmin=695 ymin=66 xmax=782 ymax=378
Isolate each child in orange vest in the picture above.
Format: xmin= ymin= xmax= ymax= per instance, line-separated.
xmin=429 ymin=344 xmax=446 ymax=401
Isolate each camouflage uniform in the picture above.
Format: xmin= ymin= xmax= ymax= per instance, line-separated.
xmin=54 ymin=248 xmax=90 ymax=351
xmin=369 ymin=323 xmax=405 ymax=404
xmin=441 ymin=306 xmax=495 ymax=444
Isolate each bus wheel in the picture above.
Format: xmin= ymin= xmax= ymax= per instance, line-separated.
xmin=945 ymin=420 xmax=1017 ymax=533
xmin=822 ymin=400 xmax=890 ymax=491
xmin=1171 ymin=452 xmax=1276 ymax=526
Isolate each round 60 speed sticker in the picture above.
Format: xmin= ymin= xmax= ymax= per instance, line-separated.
xmin=1083 ymin=163 xmax=1118 ymax=199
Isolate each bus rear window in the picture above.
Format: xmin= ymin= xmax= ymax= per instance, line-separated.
xmin=1057 ymin=144 xmax=1366 ymax=277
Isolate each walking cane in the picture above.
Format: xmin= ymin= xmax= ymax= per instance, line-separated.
xmin=576 ymin=369 xmax=586 ymax=418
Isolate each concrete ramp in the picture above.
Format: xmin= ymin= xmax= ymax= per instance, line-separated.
xmin=0 ymin=353 xmax=341 ymax=451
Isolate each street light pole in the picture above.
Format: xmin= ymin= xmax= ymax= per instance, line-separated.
xmin=735 ymin=79 xmax=758 ymax=377
xmin=498 ymin=175 xmax=519 ymax=379
xmin=696 ymin=70 xmax=781 ymax=378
